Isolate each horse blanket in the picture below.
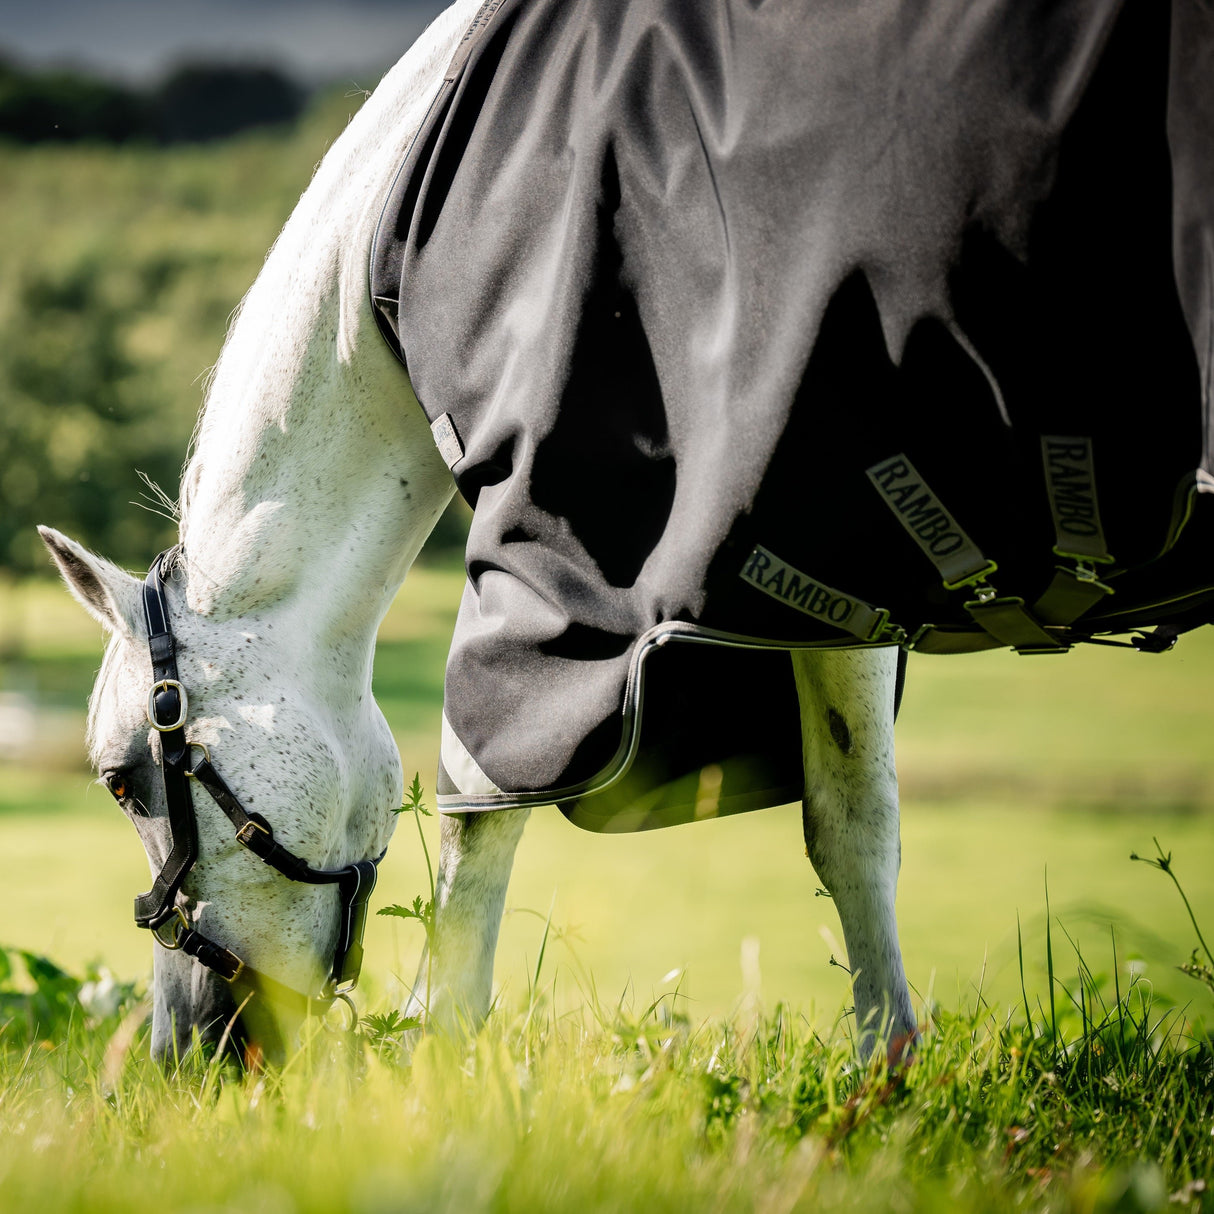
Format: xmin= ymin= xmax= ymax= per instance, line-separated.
xmin=371 ymin=0 xmax=1214 ymax=830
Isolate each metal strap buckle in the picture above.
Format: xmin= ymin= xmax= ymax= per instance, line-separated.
xmin=146 ymin=679 xmax=188 ymax=732
xmin=236 ymin=819 xmax=271 ymax=847
xmin=1065 ymin=561 xmax=1114 ymax=595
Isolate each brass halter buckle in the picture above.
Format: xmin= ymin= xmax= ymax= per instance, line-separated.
xmin=146 ymin=679 xmax=189 ymax=732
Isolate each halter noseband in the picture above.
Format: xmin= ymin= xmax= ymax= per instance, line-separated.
xmin=135 ymin=549 xmax=382 ymax=1018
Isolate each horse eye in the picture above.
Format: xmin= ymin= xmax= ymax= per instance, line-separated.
xmin=103 ymin=770 xmax=148 ymax=813
xmin=103 ymin=770 xmax=151 ymax=817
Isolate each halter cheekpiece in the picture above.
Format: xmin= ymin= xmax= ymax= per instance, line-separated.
xmin=135 ymin=549 xmax=382 ymax=1017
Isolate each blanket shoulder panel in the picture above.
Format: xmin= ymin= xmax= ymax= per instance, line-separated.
xmin=371 ymin=0 xmax=1214 ymax=828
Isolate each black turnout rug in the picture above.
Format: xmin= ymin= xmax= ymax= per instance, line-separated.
xmin=371 ymin=0 xmax=1214 ymax=830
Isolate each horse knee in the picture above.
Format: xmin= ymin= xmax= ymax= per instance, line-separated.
xmin=800 ymin=783 xmax=900 ymax=901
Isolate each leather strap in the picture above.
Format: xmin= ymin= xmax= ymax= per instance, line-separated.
xmin=133 ymin=549 xmax=383 ymax=1009
xmin=180 ymin=927 xmax=244 ymax=982
xmin=180 ymin=926 xmax=336 ymax=1017
xmin=134 ymin=554 xmax=200 ymax=928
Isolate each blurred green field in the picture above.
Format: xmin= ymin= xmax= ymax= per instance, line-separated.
xmin=2 ymin=562 xmax=1212 ymax=1028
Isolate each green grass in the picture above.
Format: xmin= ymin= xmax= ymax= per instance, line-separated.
xmin=2 ymin=565 xmax=1214 ymax=1209
xmin=0 ymin=913 xmax=1210 ymax=1213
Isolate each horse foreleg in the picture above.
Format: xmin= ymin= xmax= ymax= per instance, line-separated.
xmin=791 ymin=647 xmax=915 ymax=1059
xmin=406 ymin=807 xmax=530 ymax=1032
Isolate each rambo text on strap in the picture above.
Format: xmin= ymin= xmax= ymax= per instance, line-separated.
xmin=738 ymin=545 xmax=898 ymax=643
xmin=1033 ymin=435 xmax=1115 ymax=626
xmin=865 ymin=454 xmax=1067 ymax=654
xmin=137 ymin=550 xmax=381 ymax=1013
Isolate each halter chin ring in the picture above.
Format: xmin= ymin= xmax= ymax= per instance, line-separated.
xmin=147 ymin=679 xmax=189 ymax=732
xmin=152 ymin=906 xmax=190 ymax=950
xmin=324 ymin=992 xmax=359 ymax=1033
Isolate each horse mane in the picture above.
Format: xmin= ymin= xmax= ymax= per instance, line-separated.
xmin=175 ymin=0 xmax=478 ymax=537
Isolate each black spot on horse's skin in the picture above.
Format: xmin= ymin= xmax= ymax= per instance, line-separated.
xmin=827 ymin=708 xmax=854 ymax=755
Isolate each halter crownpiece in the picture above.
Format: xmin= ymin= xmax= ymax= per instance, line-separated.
xmin=136 ymin=549 xmax=383 ymax=1017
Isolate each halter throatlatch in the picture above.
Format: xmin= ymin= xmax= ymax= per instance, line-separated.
xmin=136 ymin=550 xmax=382 ymax=1016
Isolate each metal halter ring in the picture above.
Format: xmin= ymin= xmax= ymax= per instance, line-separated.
xmin=324 ymin=992 xmax=359 ymax=1034
xmin=152 ymin=906 xmax=190 ymax=950
xmin=147 ymin=679 xmax=189 ymax=732
xmin=184 ymin=740 xmax=212 ymax=773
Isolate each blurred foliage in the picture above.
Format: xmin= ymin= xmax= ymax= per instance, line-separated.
xmin=0 ymin=56 xmax=303 ymax=144
xmin=155 ymin=64 xmax=303 ymax=143
xmin=0 ymin=58 xmax=150 ymax=143
xmin=0 ymin=945 xmax=140 ymax=1048
xmin=0 ymin=86 xmax=470 ymax=576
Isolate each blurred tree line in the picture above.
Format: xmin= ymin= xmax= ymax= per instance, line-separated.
xmin=0 ymin=76 xmax=469 ymax=579
xmin=0 ymin=56 xmax=303 ymax=144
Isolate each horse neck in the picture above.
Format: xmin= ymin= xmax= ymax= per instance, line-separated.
xmin=177 ymin=1 xmax=478 ymax=672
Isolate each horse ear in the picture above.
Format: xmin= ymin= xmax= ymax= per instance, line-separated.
xmin=37 ymin=527 xmax=144 ymax=637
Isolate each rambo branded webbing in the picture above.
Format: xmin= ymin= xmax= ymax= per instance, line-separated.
xmin=371 ymin=0 xmax=1214 ymax=830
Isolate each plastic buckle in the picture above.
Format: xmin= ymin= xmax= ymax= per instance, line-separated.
xmin=941 ymin=560 xmax=999 ymax=594
xmin=876 ymin=621 xmax=908 ymax=646
xmin=864 ymin=607 xmax=905 ymax=646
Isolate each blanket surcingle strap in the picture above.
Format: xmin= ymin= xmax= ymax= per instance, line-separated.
xmin=371 ymin=0 xmax=1214 ymax=831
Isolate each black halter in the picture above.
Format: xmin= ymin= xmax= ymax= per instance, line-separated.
xmin=136 ymin=550 xmax=382 ymax=1017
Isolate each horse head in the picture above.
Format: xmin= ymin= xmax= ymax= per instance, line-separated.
xmin=39 ymin=527 xmax=402 ymax=1063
